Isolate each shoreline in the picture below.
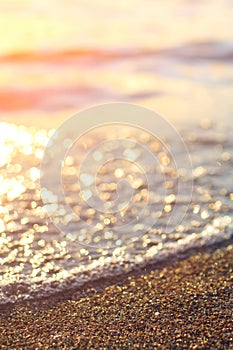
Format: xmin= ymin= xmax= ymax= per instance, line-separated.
xmin=1 ymin=237 xmax=232 ymax=311
xmin=0 ymin=241 xmax=232 ymax=349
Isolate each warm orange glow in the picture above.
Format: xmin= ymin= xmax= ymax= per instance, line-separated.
xmin=0 ymin=0 xmax=232 ymax=126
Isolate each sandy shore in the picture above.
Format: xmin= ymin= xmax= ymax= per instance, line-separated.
xmin=0 ymin=243 xmax=232 ymax=349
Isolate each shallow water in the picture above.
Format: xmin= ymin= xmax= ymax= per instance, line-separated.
xmin=0 ymin=121 xmax=233 ymax=304
xmin=0 ymin=0 xmax=233 ymax=303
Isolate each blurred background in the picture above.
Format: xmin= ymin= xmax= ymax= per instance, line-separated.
xmin=0 ymin=0 xmax=233 ymax=128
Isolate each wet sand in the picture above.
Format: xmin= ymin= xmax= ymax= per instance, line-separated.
xmin=0 ymin=243 xmax=232 ymax=349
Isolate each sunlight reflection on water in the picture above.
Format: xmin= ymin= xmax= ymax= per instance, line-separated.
xmin=0 ymin=0 xmax=232 ymax=303
xmin=0 ymin=121 xmax=233 ymax=303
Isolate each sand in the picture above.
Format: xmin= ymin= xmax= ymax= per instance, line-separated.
xmin=0 ymin=243 xmax=232 ymax=349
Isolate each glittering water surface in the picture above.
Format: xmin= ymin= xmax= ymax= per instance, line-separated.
xmin=0 ymin=0 xmax=233 ymax=303
xmin=0 ymin=121 xmax=233 ymax=304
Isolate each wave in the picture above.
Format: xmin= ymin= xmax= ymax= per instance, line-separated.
xmin=0 ymin=121 xmax=232 ymax=305
xmin=1 ymin=41 xmax=233 ymax=64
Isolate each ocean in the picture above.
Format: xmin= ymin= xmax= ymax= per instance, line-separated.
xmin=0 ymin=0 xmax=233 ymax=304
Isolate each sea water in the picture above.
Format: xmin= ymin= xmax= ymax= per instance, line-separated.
xmin=0 ymin=0 xmax=233 ymax=303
